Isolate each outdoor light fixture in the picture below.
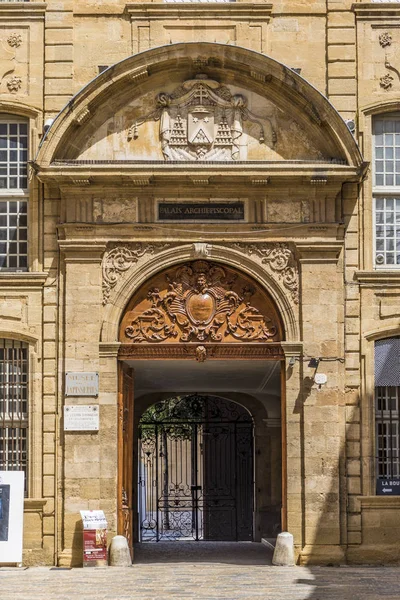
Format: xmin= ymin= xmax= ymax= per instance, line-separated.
xmin=288 ymin=357 xmax=296 ymax=367
xmin=308 ymin=358 xmax=320 ymax=369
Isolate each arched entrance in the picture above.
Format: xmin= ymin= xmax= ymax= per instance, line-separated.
xmin=117 ymin=259 xmax=285 ymax=557
xmin=138 ymin=394 xmax=254 ymax=543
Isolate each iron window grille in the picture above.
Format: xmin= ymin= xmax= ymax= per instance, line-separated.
xmin=0 ymin=117 xmax=28 ymax=271
xmin=376 ymin=386 xmax=400 ymax=479
xmin=373 ymin=116 xmax=400 ymax=267
xmin=0 ymin=340 xmax=28 ymax=492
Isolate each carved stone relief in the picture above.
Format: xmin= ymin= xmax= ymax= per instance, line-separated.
xmin=128 ymin=75 xmax=276 ymax=161
xmin=93 ymin=197 xmax=137 ymax=224
xmin=234 ymin=243 xmax=299 ymax=304
xmin=0 ymin=30 xmax=26 ymax=95
xmin=102 ymin=242 xmax=299 ymax=309
xmin=102 ymin=243 xmax=170 ymax=305
xmin=119 ymin=260 xmax=283 ymax=344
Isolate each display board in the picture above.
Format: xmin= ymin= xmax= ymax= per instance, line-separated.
xmin=0 ymin=471 xmax=24 ymax=564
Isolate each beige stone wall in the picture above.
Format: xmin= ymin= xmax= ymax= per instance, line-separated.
xmin=1 ymin=0 xmax=399 ymax=566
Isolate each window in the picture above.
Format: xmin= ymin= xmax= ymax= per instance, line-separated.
xmin=375 ymin=338 xmax=400 ymax=482
xmin=0 ymin=116 xmax=28 ymax=271
xmin=0 ymin=340 xmax=28 ymax=492
xmin=373 ymin=116 xmax=400 ymax=267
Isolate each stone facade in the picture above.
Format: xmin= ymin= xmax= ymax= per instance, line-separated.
xmin=1 ymin=0 xmax=400 ymax=567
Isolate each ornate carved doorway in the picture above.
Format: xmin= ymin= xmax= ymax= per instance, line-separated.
xmin=117 ymin=260 xmax=285 ymax=553
xmin=138 ymin=394 xmax=254 ymax=542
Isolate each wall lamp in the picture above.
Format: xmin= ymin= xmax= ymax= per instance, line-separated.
xmin=288 ymin=356 xmax=296 ymax=367
xmin=308 ymin=358 xmax=320 ymax=369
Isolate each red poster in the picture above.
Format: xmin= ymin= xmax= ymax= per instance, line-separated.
xmin=83 ymin=528 xmax=107 ymax=566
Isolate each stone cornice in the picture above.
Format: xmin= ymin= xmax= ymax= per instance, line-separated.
xmin=353 ymin=3 xmax=400 ymax=18
xmin=359 ymin=495 xmax=400 ymax=509
xmin=24 ymin=498 xmax=47 ymax=513
xmin=126 ymin=2 xmax=273 ymax=21
xmin=0 ymin=272 xmax=47 ymax=287
xmin=0 ymin=3 xmax=47 ymax=20
xmin=355 ymin=270 xmax=400 ymax=285
xmin=296 ymin=241 xmax=343 ymax=263
xmin=58 ymin=241 xmax=107 ymax=263
xmin=34 ymin=162 xmax=365 ymax=186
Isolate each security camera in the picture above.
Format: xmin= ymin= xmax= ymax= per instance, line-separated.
xmin=43 ymin=118 xmax=54 ymax=133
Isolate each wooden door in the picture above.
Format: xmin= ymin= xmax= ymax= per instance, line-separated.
xmin=118 ymin=364 xmax=134 ymax=557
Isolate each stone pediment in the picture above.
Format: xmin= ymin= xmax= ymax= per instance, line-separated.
xmin=36 ymin=43 xmax=363 ymax=170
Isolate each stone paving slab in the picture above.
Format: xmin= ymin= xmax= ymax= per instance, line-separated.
xmin=1 ymin=562 xmax=400 ymax=600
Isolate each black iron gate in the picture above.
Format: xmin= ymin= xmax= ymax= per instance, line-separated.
xmin=138 ymin=395 xmax=254 ymax=542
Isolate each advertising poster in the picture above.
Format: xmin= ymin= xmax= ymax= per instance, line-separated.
xmin=0 ymin=471 xmax=24 ymax=564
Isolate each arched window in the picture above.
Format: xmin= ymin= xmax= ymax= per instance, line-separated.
xmin=0 ymin=114 xmax=28 ymax=271
xmin=375 ymin=337 xmax=400 ymax=487
xmin=0 ymin=340 xmax=28 ymax=492
xmin=373 ymin=114 xmax=400 ymax=268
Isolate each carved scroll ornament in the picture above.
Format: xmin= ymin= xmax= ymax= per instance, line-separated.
xmin=235 ymin=243 xmax=299 ymax=304
xmin=102 ymin=243 xmax=169 ymax=305
xmin=120 ymin=261 xmax=282 ymax=344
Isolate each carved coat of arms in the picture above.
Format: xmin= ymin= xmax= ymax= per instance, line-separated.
xmin=123 ymin=261 xmax=279 ymax=343
xmin=128 ymin=76 xmax=276 ymax=161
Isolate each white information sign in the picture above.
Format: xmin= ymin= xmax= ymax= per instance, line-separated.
xmin=64 ymin=405 xmax=99 ymax=431
xmin=0 ymin=471 xmax=24 ymax=565
xmin=80 ymin=510 xmax=108 ymax=530
xmin=65 ymin=372 xmax=99 ymax=397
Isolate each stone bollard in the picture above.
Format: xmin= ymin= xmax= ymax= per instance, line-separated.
xmin=272 ymin=532 xmax=295 ymax=566
xmin=109 ymin=535 xmax=132 ymax=567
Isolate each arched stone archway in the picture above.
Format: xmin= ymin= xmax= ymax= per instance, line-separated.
xmin=117 ymin=259 xmax=286 ymax=555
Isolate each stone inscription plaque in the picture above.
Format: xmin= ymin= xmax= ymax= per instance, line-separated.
xmin=64 ymin=405 xmax=99 ymax=431
xmin=65 ymin=372 xmax=99 ymax=396
xmin=158 ymin=202 xmax=245 ymax=221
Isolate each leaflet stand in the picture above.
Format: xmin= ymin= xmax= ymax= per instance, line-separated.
xmin=80 ymin=510 xmax=108 ymax=567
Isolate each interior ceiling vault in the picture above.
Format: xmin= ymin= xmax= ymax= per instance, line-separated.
xmin=127 ymin=359 xmax=281 ymax=398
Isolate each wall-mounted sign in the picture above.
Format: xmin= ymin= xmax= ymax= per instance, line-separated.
xmin=65 ymin=372 xmax=99 ymax=396
xmin=64 ymin=405 xmax=99 ymax=431
xmin=158 ymin=202 xmax=245 ymax=221
xmin=377 ymin=479 xmax=400 ymax=496
xmin=0 ymin=471 xmax=24 ymax=565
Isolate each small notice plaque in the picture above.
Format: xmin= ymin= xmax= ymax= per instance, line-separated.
xmin=64 ymin=405 xmax=99 ymax=431
xmin=158 ymin=202 xmax=245 ymax=221
xmin=66 ymin=372 xmax=99 ymax=397
xmin=376 ymin=479 xmax=400 ymax=496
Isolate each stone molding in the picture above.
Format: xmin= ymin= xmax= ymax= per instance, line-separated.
xmin=24 ymin=498 xmax=47 ymax=513
xmin=355 ymin=270 xmax=400 ymax=285
xmin=99 ymin=342 xmax=121 ymax=358
xmin=0 ymin=3 xmax=47 ymax=20
xmin=353 ymin=3 xmax=400 ymax=18
xmin=0 ymin=273 xmax=47 ymax=288
xmin=125 ymin=3 xmax=273 ymax=21
xmin=358 ymin=495 xmax=400 ymax=510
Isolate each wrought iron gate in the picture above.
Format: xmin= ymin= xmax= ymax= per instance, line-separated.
xmin=138 ymin=395 xmax=253 ymax=542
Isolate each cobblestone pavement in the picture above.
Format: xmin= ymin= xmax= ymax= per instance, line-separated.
xmin=1 ymin=543 xmax=400 ymax=600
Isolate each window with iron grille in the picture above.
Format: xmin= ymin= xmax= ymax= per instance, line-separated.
xmin=0 ymin=340 xmax=28 ymax=492
xmin=0 ymin=116 xmax=28 ymax=271
xmin=373 ymin=116 xmax=400 ymax=267
xmin=375 ymin=338 xmax=400 ymax=482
